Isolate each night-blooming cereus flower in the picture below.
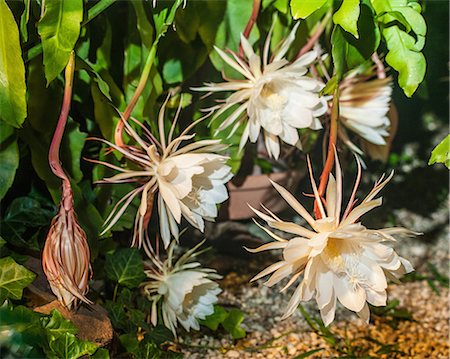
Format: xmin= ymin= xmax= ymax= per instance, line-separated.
xmin=338 ymin=77 xmax=393 ymax=157
xmin=95 ymin=100 xmax=232 ymax=250
xmin=42 ymin=186 xmax=92 ymax=309
xmin=142 ymin=242 xmax=221 ymax=335
xmin=247 ymin=152 xmax=416 ymax=326
xmin=194 ymin=23 xmax=328 ymax=159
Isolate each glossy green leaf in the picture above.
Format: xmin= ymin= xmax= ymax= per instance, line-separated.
xmin=0 ymin=257 xmax=36 ymax=302
xmin=42 ymin=310 xmax=98 ymax=359
xmin=290 ymin=0 xmax=328 ymax=19
xmin=199 ymin=305 xmax=229 ymax=331
xmin=20 ymin=0 xmax=31 ymax=41
xmin=3 ymin=196 xmax=55 ymax=227
xmin=0 ymin=0 xmax=27 ymax=127
xmin=210 ymin=0 xmax=260 ymax=75
xmin=41 ymin=310 xmax=77 ymax=337
xmin=333 ymin=0 xmax=360 ymax=38
xmin=382 ymin=26 xmax=426 ymax=97
xmin=331 ymin=25 xmax=347 ymax=79
xmin=38 ymin=0 xmax=83 ymax=84
xmin=0 ymin=123 xmax=19 ymax=200
xmin=132 ymin=1 xmax=154 ymax=51
xmin=222 ymin=308 xmax=246 ymax=339
xmin=429 ymin=135 xmax=450 ymax=168
xmin=372 ymin=0 xmax=426 ymax=97
xmin=331 ymin=4 xmax=380 ymax=78
xmin=105 ymin=248 xmax=146 ymax=288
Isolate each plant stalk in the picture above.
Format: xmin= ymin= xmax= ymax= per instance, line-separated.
xmin=239 ymin=0 xmax=261 ymax=57
xmin=48 ymin=51 xmax=75 ymax=183
xmin=296 ymin=12 xmax=332 ymax=59
xmin=114 ymin=43 xmax=158 ymax=147
xmin=314 ymin=87 xmax=339 ymax=219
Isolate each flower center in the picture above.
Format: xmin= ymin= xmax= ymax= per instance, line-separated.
xmin=321 ymin=238 xmax=345 ymax=273
xmin=260 ymin=82 xmax=287 ymax=111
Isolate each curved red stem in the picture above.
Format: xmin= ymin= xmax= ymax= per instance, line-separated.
xmin=238 ymin=0 xmax=261 ymax=57
xmin=48 ymin=52 xmax=76 ymax=209
xmin=314 ymin=88 xmax=339 ymax=219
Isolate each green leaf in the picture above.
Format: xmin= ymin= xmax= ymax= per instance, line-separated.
xmin=331 ymin=25 xmax=348 ymax=79
xmin=429 ymin=135 xmax=450 ymax=168
xmin=0 ymin=0 xmax=27 ymax=128
xmin=199 ymin=305 xmax=229 ymax=331
xmin=331 ymin=4 xmax=380 ymax=78
xmin=0 ymin=237 xmax=6 ymax=248
xmin=372 ymin=0 xmax=427 ymax=97
xmin=37 ymin=0 xmax=83 ymax=84
xmin=41 ymin=309 xmax=78 ymax=337
xmin=91 ymin=348 xmax=110 ymax=359
xmin=47 ymin=333 xmax=98 ymax=359
xmin=20 ymin=0 xmax=31 ymax=42
xmin=119 ymin=333 xmax=140 ymax=354
xmin=105 ymin=248 xmax=146 ymax=288
xmin=0 ymin=257 xmax=36 ymax=302
xmin=382 ymin=25 xmax=426 ymax=97
xmin=290 ymin=0 xmax=328 ymax=19
xmin=145 ymin=325 xmax=174 ymax=345
xmin=0 ymin=123 xmax=19 ymax=200
xmin=132 ymin=1 xmax=154 ymax=51
xmin=209 ymin=0 xmax=260 ymax=75
xmin=3 ymin=196 xmax=55 ymax=227
xmin=333 ymin=0 xmax=360 ymax=38
xmin=105 ymin=300 xmax=128 ymax=331
xmin=41 ymin=309 xmax=98 ymax=359
xmin=221 ymin=308 xmax=246 ymax=339
xmin=0 ymin=304 xmax=46 ymax=358
xmin=163 ymin=58 xmax=183 ymax=84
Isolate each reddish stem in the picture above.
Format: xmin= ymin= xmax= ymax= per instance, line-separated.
xmin=238 ymin=0 xmax=261 ymax=57
xmin=48 ymin=52 xmax=75 ymax=209
xmin=296 ymin=12 xmax=331 ymax=59
xmin=314 ymin=88 xmax=339 ymax=219
xmin=372 ymin=53 xmax=386 ymax=79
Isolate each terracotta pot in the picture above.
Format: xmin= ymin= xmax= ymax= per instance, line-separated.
xmin=219 ymin=168 xmax=307 ymax=221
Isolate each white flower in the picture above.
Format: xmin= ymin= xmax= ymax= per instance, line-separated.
xmin=95 ymin=99 xmax=232 ymax=250
xmin=247 ymin=151 xmax=416 ymax=326
xmin=194 ymin=23 xmax=328 ymax=159
xmin=338 ymin=77 xmax=393 ymax=156
xmin=143 ymin=242 xmax=221 ymax=335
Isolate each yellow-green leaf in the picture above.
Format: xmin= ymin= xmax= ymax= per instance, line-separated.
xmin=290 ymin=0 xmax=328 ymax=19
xmin=371 ymin=0 xmax=427 ymax=97
xmin=37 ymin=0 xmax=83 ymax=84
xmin=429 ymin=135 xmax=450 ymax=169
xmin=0 ymin=0 xmax=27 ymax=128
xmin=333 ymin=0 xmax=360 ymax=38
xmin=0 ymin=257 xmax=36 ymax=302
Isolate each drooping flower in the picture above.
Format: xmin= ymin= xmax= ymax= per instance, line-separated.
xmin=338 ymin=76 xmax=393 ymax=158
xmin=94 ymin=99 xmax=232 ymax=249
xmin=142 ymin=242 xmax=221 ymax=335
xmin=247 ymin=151 xmax=416 ymax=325
xmin=194 ymin=23 xmax=328 ymax=159
xmin=43 ymin=186 xmax=92 ymax=309
xmin=42 ymin=51 xmax=91 ymax=309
